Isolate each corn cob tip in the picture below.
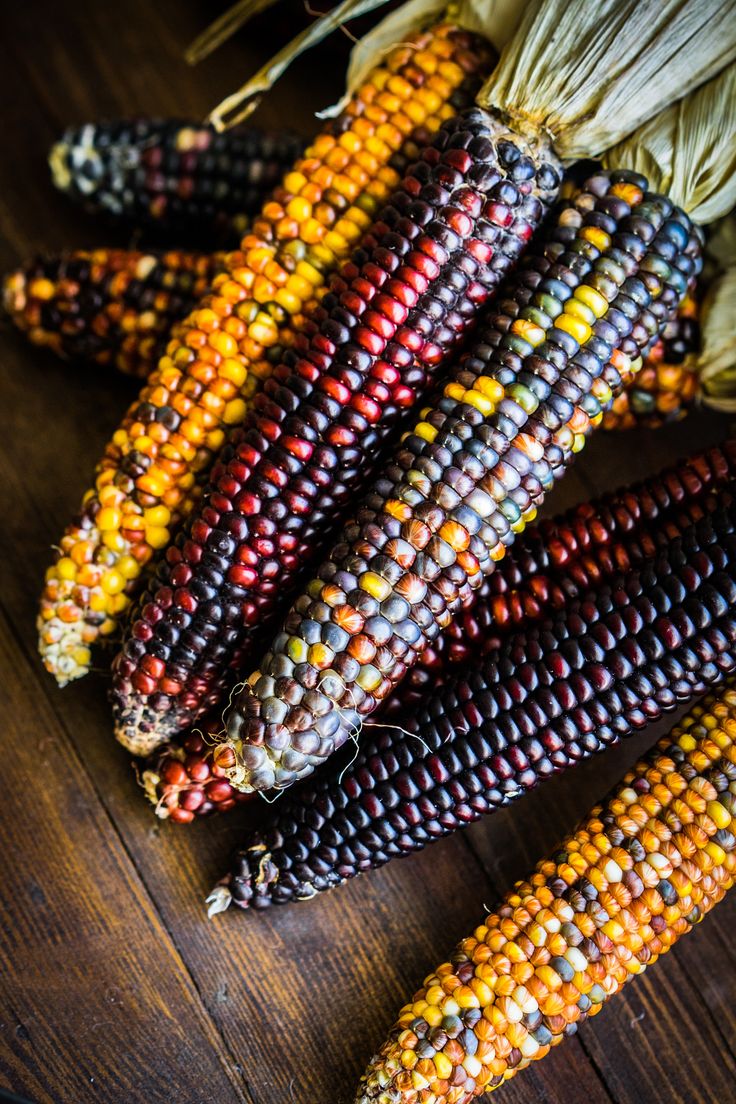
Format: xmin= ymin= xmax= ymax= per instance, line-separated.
xmin=48 ymin=138 xmax=74 ymax=193
xmin=206 ymin=884 xmax=233 ymax=918
xmin=37 ymin=610 xmax=93 ymax=686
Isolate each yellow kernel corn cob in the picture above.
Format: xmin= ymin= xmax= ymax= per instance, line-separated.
xmin=357 ymin=682 xmax=736 ymax=1103
xmin=38 ymin=25 xmax=494 ymax=686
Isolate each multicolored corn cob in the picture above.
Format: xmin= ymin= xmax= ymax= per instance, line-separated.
xmin=216 ymin=168 xmax=703 ymax=793
xmin=355 ymin=681 xmax=736 ymax=1103
xmin=387 ymin=440 xmax=736 ymax=713
xmin=149 ymin=441 xmax=736 ymax=821
xmin=208 ymin=501 xmax=736 ymax=908
xmin=602 ymin=288 xmax=699 ymax=429
xmin=3 ymin=249 xmax=222 ymax=379
xmin=49 ymin=120 xmax=304 ymax=244
xmin=39 ymin=24 xmax=494 ymax=687
xmin=111 ymin=110 xmax=561 ymax=755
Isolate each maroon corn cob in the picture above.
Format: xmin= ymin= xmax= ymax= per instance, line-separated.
xmin=49 ymin=120 xmax=304 ymax=245
xmin=111 ymin=109 xmax=563 ymax=754
xmin=214 ymin=170 xmax=703 ymax=793
xmin=3 ymin=248 xmax=222 ymax=379
xmin=208 ymin=501 xmax=736 ymax=911
xmin=146 ymin=440 xmax=736 ymax=820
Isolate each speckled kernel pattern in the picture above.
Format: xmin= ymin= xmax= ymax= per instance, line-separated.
xmin=37 ymin=24 xmax=493 ymax=688
xmin=111 ymin=110 xmax=562 ymax=756
xmin=148 ymin=442 xmax=736 ymax=822
xmin=4 ymin=248 xmax=222 ymax=379
xmin=602 ymin=286 xmax=699 ymax=429
xmin=50 ymin=119 xmax=304 ymax=244
xmin=386 ymin=440 xmax=736 ymax=713
xmin=356 ymin=682 xmax=736 ymax=1103
xmin=214 ymin=500 xmax=736 ymax=907
xmin=216 ymin=171 xmax=703 ymax=794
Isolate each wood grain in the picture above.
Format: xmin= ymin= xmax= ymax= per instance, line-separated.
xmin=0 ymin=2 xmax=734 ymax=1103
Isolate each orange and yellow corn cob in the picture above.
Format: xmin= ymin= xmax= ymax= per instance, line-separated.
xmin=357 ymin=681 xmax=736 ymax=1103
xmin=38 ymin=25 xmax=494 ymax=685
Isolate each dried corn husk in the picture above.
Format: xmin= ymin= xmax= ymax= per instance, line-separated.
xmin=481 ymin=0 xmax=736 ymax=159
xmin=604 ymin=63 xmax=736 ymax=222
xmin=699 ymin=216 xmax=736 ymax=411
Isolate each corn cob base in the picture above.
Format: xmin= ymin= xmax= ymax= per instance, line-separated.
xmin=149 ymin=441 xmax=736 ymax=821
xmin=356 ymin=682 xmax=736 ymax=1103
xmin=216 ymin=169 xmax=703 ymax=794
xmin=211 ymin=501 xmax=736 ymax=909
xmin=111 ymin=109 xmax=561 ymax=755
xmin=3 ymin=249 xmax=222 ymax=379
xmin=38 ymin=25 xmax=494 ymax=687
xmin=49 ymin=120 xmax=304 ymax=244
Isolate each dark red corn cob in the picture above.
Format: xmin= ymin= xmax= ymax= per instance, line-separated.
xmin=3 ymin=248 xmax=221 ymax=378
xmin=111 ymin=109 xmax=562 ymax=754
xmin=215 ymin=170 xmax=704 ymax=793
xmin=145 ymin=441 xmax=736 ymax=819
xmin=49 ymin=120 xmax=304 ymax=244
xmin=385 ymin=441 xmax=736 ymax=712
xmin=208 ymin=502 xmax=736 ymax=911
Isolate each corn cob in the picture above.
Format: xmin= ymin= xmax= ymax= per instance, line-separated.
xmin=216 ymin=167 xmax=703 ymax=793
xmin=49 ymin=120 xmax=304 ymax=244
xmin=355 ymin=681 xmax=736 ymax=1103
xmin=602 ymin=288 xmax=699 ymax=428
xmin=3 ymin=248 xmax=222 ymax=379
xmin=111 ymin=111 xmax=562 ymax=755
xmin=39 ymin=25 xmax=493 ymax=687
xmin=149 ymin=441 xmax=736 ymax=820
xmin=387 ymin=440 xmax=736 ymax=713
xmin=209 ymin=502 xmax=736 ymax=909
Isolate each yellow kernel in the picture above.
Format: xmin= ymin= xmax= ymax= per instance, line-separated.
xmin=360 ymin=571 xmax=392 ymax=600
xmin=556 ymin=314 xmax=591 ymax=344
xmin=475 ymin=376 xmax=505 ymax=402
xmin=96 ymin=507 xmax=122 ymax=531
xmin=118 ymin=556 xmax=139 ymax=580
xmin=219 ymin=358 xmax=247 ymax=387
xmin=575 ymin=285 xmax=609 ymax=318
xmin=146 ymin=526 xmax=171 ymax=550
xmin=565 ymin=298 xmax=596 ymax=326
xmin=144 ymin=505 xmax=171 ymax=527
xmin=102 ymin=570 xmax=126 ymax=595
xmin=463 ymin=389 xmax=494 ymax=415
xmin=223 ymin=399 xmax=247 ymax=425
xmin=433 ymin=1053 xmax=453 ymax=1080
xmin=706 ymin=800 xmax=732 ymax=830
xmin=414 ymin=421 xmax=437 ymax=443
xmin=580 ymin=225 xmax=611 ymax=251
xmin=56 ymin=557 xmax=77 ymax=581
xmin=444 ymin=382 xmax=467 ymax=403
xmin=102 ymin=531 xmax=126 ymax=553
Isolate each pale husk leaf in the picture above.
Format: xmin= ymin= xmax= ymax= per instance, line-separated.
xmin=321 ymin=0 xmax=525 ymax=118
xmin=605 ymin=63 xmax=736 ymax=222
xmin=699 ymin=265 xmax=736 ymax=412
xmin=480 ymin=0 xmax=736 ymax=160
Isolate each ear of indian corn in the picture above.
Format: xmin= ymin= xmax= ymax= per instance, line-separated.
xmin=38 ymin=24 xmax=494 ymax=687
xmin=216 ymin=168 xmax=703 ymax=793
xmin=3 ymin=249 xmax=223 ymax=379
xmin=149 ymin=440 xmax=736 ymax=822
xmin=208 ymin=498 xmax=736 ymax=906
xmin=601 ymin=287 xmax=700 ymax=428
xmin=49 ymin=120 xmax=304 ymax=245
xmin=111 ymin=110 xmax=562 ymax=755
xmin=355 ymin=680 xmax=736 ymax=1103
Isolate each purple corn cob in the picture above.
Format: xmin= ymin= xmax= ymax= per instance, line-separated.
xmin=209 ymin=501 xmax=736 ymax=911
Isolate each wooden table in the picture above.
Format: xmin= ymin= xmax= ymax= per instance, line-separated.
xmin=1 ymin=3 xmax=734 ymax=1102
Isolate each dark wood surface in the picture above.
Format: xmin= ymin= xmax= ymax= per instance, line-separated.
xmin=0 ymin=3 xmax=734 ymax=1103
